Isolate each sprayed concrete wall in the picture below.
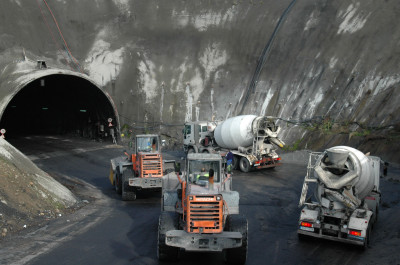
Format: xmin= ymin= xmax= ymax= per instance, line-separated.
xmin=0 ymin=0 xmax=399 ymax=161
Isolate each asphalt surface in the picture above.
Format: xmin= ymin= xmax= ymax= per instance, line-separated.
xmin=1 ymin=136 xmax=400 ymax=265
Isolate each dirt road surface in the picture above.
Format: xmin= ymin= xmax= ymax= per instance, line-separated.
xmin=0 ymin=136 xmax=399 ymax=265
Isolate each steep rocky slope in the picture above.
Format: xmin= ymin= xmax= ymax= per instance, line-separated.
xmin=0 ymin=0 xmax=399 ymax=161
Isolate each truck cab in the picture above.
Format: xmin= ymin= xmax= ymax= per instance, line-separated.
xmin=183 ymin=121 xmax=210 ymax=151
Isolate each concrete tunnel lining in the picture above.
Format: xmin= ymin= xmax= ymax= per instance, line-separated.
xmin=0 ymin=65 xmax=119 ymax=139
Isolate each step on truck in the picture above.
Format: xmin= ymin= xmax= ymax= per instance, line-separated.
xmin=158 ymin=153 xmax=248 ymax=264
xmin=298 ymin=146 xmax=385 ymax=248
xmin=109 ymin=134 xmax=172 ymax=201
xmin=183 ymin=115 xmax=285 ymax=172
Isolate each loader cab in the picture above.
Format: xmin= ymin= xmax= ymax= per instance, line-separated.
xmin=135 ymin=134 xmax=160 ymax=154
xmin=186 ymin=153 xmax=225 ymax=194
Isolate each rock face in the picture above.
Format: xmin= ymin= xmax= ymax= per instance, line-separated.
xmin=0 ymin=1 xmax=399 ymax=161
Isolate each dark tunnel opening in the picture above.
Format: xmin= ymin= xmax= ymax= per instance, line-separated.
xmin=0 ymin=74 xmax=118 ymax=140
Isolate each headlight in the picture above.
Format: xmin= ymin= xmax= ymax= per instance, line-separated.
xmin=216 ymin=196 xmax=222 ymax=201
xmin=189 ymin=196 xmax=193 ymax=200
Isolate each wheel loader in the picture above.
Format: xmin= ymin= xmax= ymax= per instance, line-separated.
xmin=158 ymin=153 xmax=248 ymax=264
xmin=109 ymin=134 xmax=172 ymax=200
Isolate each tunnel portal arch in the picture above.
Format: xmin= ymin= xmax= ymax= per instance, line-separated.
xmin=0 ymin=69 xmax=119 ymax=139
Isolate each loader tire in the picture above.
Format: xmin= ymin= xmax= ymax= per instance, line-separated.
xmin=115 ymin=168 xmax=122 ymax=195
xmin=157 ymin=212 xmax=180 ymax=261
xmin=121 ymin=169 xmax=136 ymax=201
xmin=239 ymin=157 xmax=250 ymax=173
xmin=224 ymin=214 xmax=248 ymax=265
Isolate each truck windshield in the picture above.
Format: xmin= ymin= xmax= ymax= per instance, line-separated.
xmin=136 ymin=136 xmax=158 ymax=152
xmin=187 ymin=160 xmax=220 ymax=186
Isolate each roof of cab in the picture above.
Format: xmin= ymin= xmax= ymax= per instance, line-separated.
xmin=187 ymin=153 xmax=221 ymax=161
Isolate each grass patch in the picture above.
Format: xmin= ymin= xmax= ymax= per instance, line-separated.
xmin=282 ymin=138 xmax=303 ymax=151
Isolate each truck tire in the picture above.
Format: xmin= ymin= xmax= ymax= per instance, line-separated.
xmin=224 ymin=214 xmax=248 ymax=265
xmin=122 ymin=168 xmax=136 ymax=201
xmin=232 ymin=155 xmax=239 ymax=170
xmin=239 ymin=157 xmax=250 ymax=173
xmin=158 ymin=212 xmax=180 ymax=261
xmin=363 ymin=224 xmax=371 ymax=249
xmin=115 ymin=168 xmax=122 ymax=195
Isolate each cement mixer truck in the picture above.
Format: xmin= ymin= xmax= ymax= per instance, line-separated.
xmin=298 ymin=146 xmax=384 ymax=248
xmin=183 ymin=115 xmax=285 ymax=172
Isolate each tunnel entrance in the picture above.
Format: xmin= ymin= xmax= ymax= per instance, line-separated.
xmin=0 ymin=74 xmax=118 ymax=140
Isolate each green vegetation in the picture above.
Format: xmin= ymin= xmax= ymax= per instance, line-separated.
xmin=282 ymin=138 xmax=303 ymax=151
xmin=120 ymin=123 xmax=133 ymax=138
xmin=352 ymin=129 xmax=371 ymax=137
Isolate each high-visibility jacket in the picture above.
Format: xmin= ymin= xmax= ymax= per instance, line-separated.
xmin=196 ymin=173 xmax=209 ymax=181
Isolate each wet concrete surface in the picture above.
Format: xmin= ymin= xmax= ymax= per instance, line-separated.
xmin=1 ymin=136 xmax=399 ymax=265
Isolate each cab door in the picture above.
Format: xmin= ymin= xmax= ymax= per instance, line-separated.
xmin=183 ymin=123 xmax=194 ymax=145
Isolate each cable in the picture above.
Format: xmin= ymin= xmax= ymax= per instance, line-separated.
xmin=35 ymin=0 xmax=74 ymax=71
xmin=117 ymin=113 xmax=184 ymax=128
xmin=42 ymin=0 xmax=83 ymax=73
xmin=239 ymin=0 xmax=298 ymax=115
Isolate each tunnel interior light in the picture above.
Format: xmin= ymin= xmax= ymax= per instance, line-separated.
xmin=11 ymin=105 xmax=17 ymax=108
xmin=42 ymin=107 xmax=48 ymax=110
xmin=80 ymin=109 xmax=87 ymax=112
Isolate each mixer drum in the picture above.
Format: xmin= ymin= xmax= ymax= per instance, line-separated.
xmin=214 ymin=115 xmax=257 ymax=149
xmin=314 ymin=146 xmax=376 ymax=200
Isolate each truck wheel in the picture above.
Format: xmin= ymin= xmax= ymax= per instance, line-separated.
xmin=363 ymin=225 xmax=371 ymax=249
xmin=115 ymin=168 xmax=122 ymax=195
xmin=239 ymin=157 xmax=250 ymax=173
xmin=224 ymin=214 xmax=248 ymax=265
xmin=158 ymin=212 xmax=180 ymax=261
xmin=232 ymin=155 xmax=239 ymax=170
xmin=122 ymin=169 xmax=136 ymax=201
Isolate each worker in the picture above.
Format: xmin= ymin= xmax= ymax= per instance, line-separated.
xmin=110 ymin=127 xmax=116 ymax=144
xmin=196 ymin=168 xmax=208 ymax=182
xmin=151 ymin=138 xmax=157 ymax=151
xmin=226 ymin=150 xmax=234 ymax=174
xmin=208 ymin=168 xmax=214 ymax=190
